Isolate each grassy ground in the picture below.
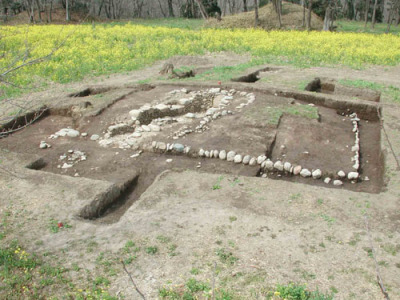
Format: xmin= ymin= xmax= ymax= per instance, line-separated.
xmin=336 ymin=20 xmax=400 ymax=35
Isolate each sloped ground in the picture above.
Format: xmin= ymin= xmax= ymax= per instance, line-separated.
xmin=206 ymin=2 xmax=323 ymax=30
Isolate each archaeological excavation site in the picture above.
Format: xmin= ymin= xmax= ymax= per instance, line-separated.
xmin=1 ymin=61 xmax=399 ymax=299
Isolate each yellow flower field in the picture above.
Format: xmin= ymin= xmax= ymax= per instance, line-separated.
xmin=1 ymin=23 xmax=400 ymax=94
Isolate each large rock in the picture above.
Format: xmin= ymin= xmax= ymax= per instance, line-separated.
xmin=173 ymin=144 xmax=185 ymax=153
xmin=264 ymin=160 xmax=274 ymax=171
xmin=56 ymin=128 xmax=80 ymax=138
xmin=242 ymin=155 xmax=251 ymax=165
xmin=257 ymin=155 xmax=267 ymax=165
xmin=348 ymin=172 xmax=359 ymax=180
xmin=293 ymin=165 xmax=302 ymax=175
xmin=284 ymin=162 xmax=292 ymax=172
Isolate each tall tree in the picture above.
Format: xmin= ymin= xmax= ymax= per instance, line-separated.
xmin=371 ymin=0 xmax=378 ymax=27
xmin=254 ymin=0 xmax=259 ymax=27
xmin=243 ymin=0 xmax=247 ymax=12
xmin=168 ymin=0 xmax=174 ymax=17
xmin=66 ymin=0 xmax=70 ymax=21
xmin=364 ymin=0 xmax=370 ymax=28
xmin=306 ymin=0 xmax=313 ymax=30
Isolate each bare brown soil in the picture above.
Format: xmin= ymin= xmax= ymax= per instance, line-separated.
xmin=1 ymin=56 xmax=400 ymax=299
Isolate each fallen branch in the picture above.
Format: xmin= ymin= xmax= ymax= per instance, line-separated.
xmin=121 ymin=260 xmax=146 ymax=300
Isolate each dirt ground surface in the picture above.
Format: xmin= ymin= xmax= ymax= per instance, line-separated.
xmin=1 ymin=54 xmax=400 ymax=299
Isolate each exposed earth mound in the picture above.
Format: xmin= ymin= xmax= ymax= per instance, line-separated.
xmin=207 ymin=2 xmax=323 ymax=30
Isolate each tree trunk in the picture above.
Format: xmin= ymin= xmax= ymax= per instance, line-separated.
xmin=386 ymin=5 xmax=394 ymax=33
xmin=194 ymin=0 xmax=208 ymax=19
xmin=243 ymin=0 xmax=247 ymax=12
xmin=66 ymin=0 xmax=70 ymax=21
xmin=35 ymin=0 xmax=42 ymax=22
xmin=168 ymin=0 xmax=174 ymax=17
xmin=306 ymin=0 xmax=313 ymax=31
xmin=254 ymin=0 xmax=259 ymax=27
xmin=364 ymin=0 xmax=370 ymax=29
xmin=277 ymin=0 xmax=282 ymax=28
xmin=371 ymin=0 xmax=378 ymax=28
xmin=302 ymin=0 xmax=306 ymax=27
xmin=157 ymin=0 xmax=167 ymax=17
xmin=49 ymin=0 xmax=53 ymax=22
xmin=323 ymin=5 xmax=331 ymax=30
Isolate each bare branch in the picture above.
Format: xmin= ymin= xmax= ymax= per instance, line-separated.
xmin=121 ymin=260 xmax=146 ymax=299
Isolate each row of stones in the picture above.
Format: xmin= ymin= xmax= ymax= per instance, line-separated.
xmin=149 ymin=141 xmax=360 ymax=186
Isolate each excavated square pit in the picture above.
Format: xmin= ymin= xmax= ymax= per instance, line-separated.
xmin=0 ymin=83 xmax=383 ymax=223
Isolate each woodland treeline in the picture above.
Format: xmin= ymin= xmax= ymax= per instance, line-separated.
xmin=1 ymin=0 xmax=399 ymax=29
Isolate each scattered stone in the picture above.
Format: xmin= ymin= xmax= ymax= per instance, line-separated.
xmin=219 ymin=150 xmax=227 ymax=160
xmin=132 ymin=132 xmax=142 ymax=138
xmin=227 ymin=151 xmax=236 ymax=162
xmin=274 ymin=161 xmax=284 ymax=171
xmin=333 ymin=180 xmax=343 ymax=186
xmin=61 ymin=163 xmax=73 ymax=169
xmin=39 ymin=141 xmax=49 ymax=149
xmin=312 ymin=169 xmax=322 ymax=179
xmin=348 ymin=172 xmax=359 ymax=180
xmin=149 ymin=124 xmax=161 ymax=132
xmin=300 ymin=169 xmax=312 ymax=178
xmin=364 ymin=176 xmax=370 ymax=181
xmin=337 ymin=170 xmax=346 ymax=178
xmin=141 ymin=125 xmax=151 ymax=132
xmin=166 ymin=159 xmax=173 ymax=163
xmin=90 ymin=134 xmax=100 ymax=141
xmin=262 ymin=174 xmax=267 ymax=178
xmin=185 ymin=113 xmax=196 ymax=118
xmin=81 ymin=132 xmax=88 ymax=137
xmin=55 ymin=128 xmax=80 ymax=138
xmin=324 ymin=177 xmax=331 ymax=184
xmin=234 ymin=154 xmax=242 ymax=164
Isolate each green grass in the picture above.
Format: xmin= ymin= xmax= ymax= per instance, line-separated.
xmin=245 ymin=103 xmax=319 ymax=126
xmin=0 ymin=240 xmax=116 ymax=299
xmin=127 ymin=18 xmax=205 ymax=30
xmin=337 ymin=20 xmax=400 ymax=35
xmin=268 ymin=283 xmax=334 ymax=299
xmin=339 ymin=79 xmax=400 ymax=103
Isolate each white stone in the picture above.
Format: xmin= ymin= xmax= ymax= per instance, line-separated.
xmin=243 ymin=155 xmax=251 ymax=165
xmin=141 ymin=125 xmax=151 ymax=132
xmin=264 ymin=160 xmax=274 ymax=171
xmin=61 ymin=163 xmax=73 ymax=169
xmin=324 ymin=177 xmax=331 ymax=184
xmin=166 ymin=159 xmax=173 ymax=163
xmin=81 ymin=132 xmax=88 ymax=137
xmin=300 ymin=169 xmax=312 ymax=177
xmin=312 ymin=169 xmax=322 ymax=179
xmin=274 ymin=161 xmax=284 ymax=171
xmin=129 ymin=109 xmax=141 ymax=119
xmin=257 ymin=155 xmax=267 ymax=165
xmin=227 ymin=151 xmax=236 ymax=162
xmin=333 ymin=180 xmax=343 ymax=186
xmin=178 ymin=98 xmax=192 ymax=105
xmin=249 ymin=157 xmax=257 ymax=166
xmin=284 ymin=162 xmax=292 ymax=172
xmin=157 ymin=142 xmax=167 ymax=150
xmin=338 ymin=170 xmax=346 ymax=178
xmin=56 ymin=128 xmax=80 ymax=138
xmin=234 ymin=154 xmax=242 ymax=164
xmin=90 ymin=134 xmax=100 ymax=141
xmin=348 ymin=172 xmax=359 ymax=180
xmin=353 ymin=162 xmax=360 ymax=170
xmin=39 ymin=142 xmax=48 ymax=149
xmin=213 ymin=150 xmax=219 ymax=158
xmin=198 ymin=149 xmax=205 ymax=157
xmin=149 ymin=124 xmax=161 ymax=132
xmin=185 ymin=113 xmax=196 ymax=118
xmin=205 ymin=151 xmax=210 ymax=158
xmin=132 ymin=132 xmax=142 ymax=138
xmin=219 ymin=150 xmax=227 ymax=160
